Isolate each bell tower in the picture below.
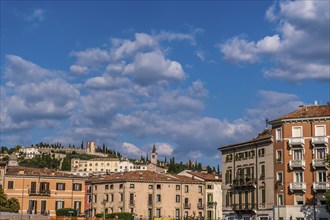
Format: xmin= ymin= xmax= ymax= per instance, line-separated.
xmin=151 ymin=144 xmax=158 ymax=165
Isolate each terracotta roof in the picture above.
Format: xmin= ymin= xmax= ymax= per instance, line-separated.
xmin=88 ymin=171 xmax=202 ymax=183
xmin=252 ymin=128 xmax=272 ymax=141
xmin=6 ymin=166 xmax=84 ymax=178
xmin=270 ymin=105 xmax=330 ymax=122
xmin=89 ymin=157 xmax=120 ymax=161
xmin=186 ymin=171 xmax=222 ymax=182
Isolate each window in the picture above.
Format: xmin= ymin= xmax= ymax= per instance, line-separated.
xmin=156 ymin=194 xmax=161 ymax=202
xmin=148 ymin=185 xmax=153 ymax=189
xmin=276 ymin=150 xmax=282 ymax=163
xmin=276 ymin=128 xmax=282 ymax=141
xmin=7 ymin=181 xmax=14 ymax=189
xmin=105 ymin=194 xmax=109 ymax=202
xmin=206 ymin=184 xmax=213 ymax=189
xmin=110 ymin=184 xmax=114 ymax=189
xmin=293 ymin=149 xmax=303 ymax=160
xmin=260 ymin=164 xmax=265 ymax=179
xmin=315 ymin=125 xmax=326 ymax=136
xmin=56 ymin=201 xmax=64 ymax=209
xmin=184 ymin=185 xmax=189 ymax=193
xmin=258 ymin=148 xmax=265 ymax=157
xmin=316 ymin=148 xmax=326 ymax=159
xmin=276 ymin=172 xmax=283 ymax=185
xmin=176 ymin=185 xmax=180 ymax=190
xmin=278 ymin=194 xmax=284 ymax=205
xmin=225 ymin=169 xmax=232 ymax=184
xmin=294 ymin=171 xmax=303 ymax=183
xmin=148 ymin=194 xmax=152 ymax=205
xmin=94 ymin=195 xmax=97 ymax=203
xmin=261 ymin=188 xmax=266 ymax=204
xmin=74 ymin=201 xmax=81 ymax=212
xmin=292 ymin=126 xmax=302 ymax=137
xmin=111 ymin=194 xmax=114 ymax=202
xmin=295 ymin=194 xmax=304 ymax=205
xmin=119 ymin=184 xmax=123 ymax=189
xmin=156 ymin=209 xmax=161 ymax=218
xmin=105 ymin=184 xmax=109 ymax=190
xmin=176 ymin=195 xmax=180 ymax=202
xmin=156 ymin=184 xmax=161 ymax=189
xmin=56 ymin=183 xmax=65 ymax=190
xmin=130 ymin=184 xmax=135 ymax=189
xmin=120 ymin=193 xmax=123 ymax=201
xmin=318 ymin=171 xmax=327 ymax=182
xmin=73 ymin=183 xmax=82 ymax=191
xmin=198 ymin=186 xmax=202 ymax=193
xmin=175 ymin=209 xmax=180 ymax=220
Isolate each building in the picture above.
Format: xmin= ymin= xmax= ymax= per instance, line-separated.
xmin=268 ymin=104 xmax=330 ymax=220
xmin=86 ymin=170 xmax=205 ymax=219
xmin=19 ymin=146 xmax=41 ymax=159
xmin=178 ymin=170 xmax=222 ymax=220
xmin=219 ymin=129 xmax=274 ymax=220
xmin=3 ymin=166 xmax=85 ymax=216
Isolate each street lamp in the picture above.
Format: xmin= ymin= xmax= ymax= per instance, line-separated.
xmin=101 ymin=199 xmax=107 ymax=220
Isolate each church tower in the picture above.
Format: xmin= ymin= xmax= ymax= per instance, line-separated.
xmin=151 ymin=144 xmax=158 ymax=165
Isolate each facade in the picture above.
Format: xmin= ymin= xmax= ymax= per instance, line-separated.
xmin=86 ymin=171 xmax=205 ymax=219
xmin=269 ymin=104 xmax=330 ymax=220
xmin=3 ymin=166 xmax=85 ymax=216
xmin=178 ymin=170 xmax=222 ymax=220
xmin=19 ymin=147 xmax=41 ymax=159
xmin=219 ymin=129 xmax=274 ymax=220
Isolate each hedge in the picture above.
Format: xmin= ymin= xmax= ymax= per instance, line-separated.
xmin=56 ymin=208 xmax=78 ymax=216
xmin=95 ymin=212 xmax=134 ymax=220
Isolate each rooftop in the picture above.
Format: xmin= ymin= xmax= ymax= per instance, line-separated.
xmin=270 ymin=104 xmax=330 ymax=122
xmin=6 ymin=166 xmax=84 ymax=178
xmin=88 ymin=170 xmax=203 ymax=183
xmin=186 ymin=171 xmax=222 ymax=182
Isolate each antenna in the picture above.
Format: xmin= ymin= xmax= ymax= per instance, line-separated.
xmin=265 ymin=118 xmax=269 ymax=129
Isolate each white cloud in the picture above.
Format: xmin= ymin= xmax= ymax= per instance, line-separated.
xmin=122 ymin=142 xmax=145 ymax=156
xmin=70 ymin=48 xmax=110 ymax=69
xmin=125 ymin=50 xmax=186 ymax=85
xmin=154 ymin=142 xmax=174 ymax=156
xmin=70 ymin=65 xmax=89 ymax=74
xmin=188 ymin=151 xmax=202 ymax=160
xmin=219 ymin=0 xmax=329 ymax=82
xmin=85 ymin=75 xmax=131 ymax=90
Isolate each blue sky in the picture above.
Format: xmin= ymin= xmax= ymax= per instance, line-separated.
xmin=1 ymin=0 xmax=329 ymax=167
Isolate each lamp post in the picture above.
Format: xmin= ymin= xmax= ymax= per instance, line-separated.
xmin=101 ymin=199 xmax=107 ymax=220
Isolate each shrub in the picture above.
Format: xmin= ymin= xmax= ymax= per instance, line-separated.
xmin=56 ymin=208 xmax=77 ymax=216
xmin=95 ymin=212 xmax=134 ymax=220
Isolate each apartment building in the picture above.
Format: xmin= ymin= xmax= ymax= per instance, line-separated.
xmin=268 ymin=104 xmax=330 ymax=220
xmin=19 ymin=146 xmax=41 ymax=159
xmin=86 ymin=170 xmax=205 ymax=219
xmin=219 ymin=129 xmax=274 ymax=220
xmin=178 ymin=170 xmax=222 ymax=220
xmin=3 ymin=166 xmax=85 ymax=216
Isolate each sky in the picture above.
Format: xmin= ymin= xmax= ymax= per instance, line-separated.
xmin=1 ymin=0 xmax=329 ymax=168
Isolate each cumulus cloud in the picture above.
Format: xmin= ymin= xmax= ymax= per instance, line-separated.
xmin=122 ymin=142 xmax=145 ymax=156
xmin=219 ymin=0 xmax=329 ymax=81
xmin=70 ymin=48 xmax=110 ymax=70
xmin=70 ymin=65 xmax=89 ymax=74
xmin=125 ymin=50 xmax=186 ymax=85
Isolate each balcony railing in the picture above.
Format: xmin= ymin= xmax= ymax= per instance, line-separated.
xmin=232 ymin=203 xmax=256 ymax=213
xmin=313 ymin=182 xmax=330 ymax=192
xmin=148 ymin=201 xmax=153 ymax=206
xmin=232 ymin=178 xmax=257 ymax=189
xmin=312 ymin=159 xmax=329 ymax=169
xmin=311 ymin=136 xmax=328 ymax=147
xmin=289 ymin=182 xmax=306 ymax=193
xmin=289 ymin=159 xmax=305 ymax=170
xmin=197 ymin=203 xmax=204 ymax=209
xmin=183 ymin=203 xmax=191 ymax=209
xmin=288 ymin=137 xmax=304 ymax=148
xmin=28 ymin=189 xmax=51 ymax=196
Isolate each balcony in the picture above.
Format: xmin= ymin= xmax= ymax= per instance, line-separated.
xmin=232 ymin=203 xmax=256 ymax=214
xmin=184 ymin=203 xmax=191 ymax=209
xmin=289 ymin=182 xmax=306 ymax=193
xmin=312 ymin=159 xmax=329 ymax=169
xmin=148 ymin=201 xmax=153 ymax=207
xmin=311 ymin=136 xmax=328 ymax=147
xmin=197 ymin=203 xmax=204 ymax=209
xmin=289 ymin=159 xmax=305 ymax=170
xmin=288 ymin=137 xmax=304 ymax=148
xmin=129 ymin=200 xmax=135 ymax=207
xmin=232 ymin=177 xmax=257 ymax=189
xmin=313 ymin=182 xmax=330 ymax=192
xmin=28 ymin=189 xmax=51 ymax=196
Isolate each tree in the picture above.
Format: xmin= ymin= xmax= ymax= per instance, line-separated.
xmin=325 ymin=191 xmax=330 ymax=215
xmin=0 ymin=188 xmax=20 ymax=212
